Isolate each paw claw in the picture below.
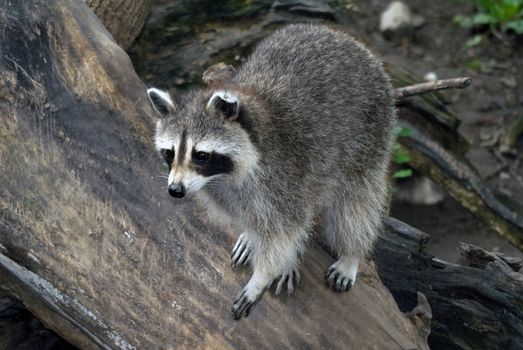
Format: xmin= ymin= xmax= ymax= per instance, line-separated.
xmin=325 ymin=259 xmax=357 ymax=293
xmin=232 ymin=289 xmax=257 ymax=320
xmin=273 ymin=268 xmax=300 ymax=296
xmin=231 ymin=234 xmax=252 ymax=267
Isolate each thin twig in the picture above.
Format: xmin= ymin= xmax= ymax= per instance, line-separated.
xmin=394 ymin=77 xmax=472 ymax=100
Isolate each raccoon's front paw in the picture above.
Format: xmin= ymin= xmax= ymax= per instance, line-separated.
xmin=326 ymin=258 xmax=358 ymax=293
xmin=273 ymin=268 xmax=301 ymax=295
xmin=231 ymin=289 xmax=259 ymax=320
xmin=231 ymin=233 xmax=253 ymax=267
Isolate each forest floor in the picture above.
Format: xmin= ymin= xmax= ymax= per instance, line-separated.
xmin=332 ymin=0 xmax=523 ymax=262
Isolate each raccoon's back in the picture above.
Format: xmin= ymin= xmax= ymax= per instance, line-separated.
xmin=234 ymin=24 xmax=395 ymax=167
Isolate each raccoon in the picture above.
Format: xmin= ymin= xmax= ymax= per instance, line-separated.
xmin=147 ymin=23 xmax=396 ymax=320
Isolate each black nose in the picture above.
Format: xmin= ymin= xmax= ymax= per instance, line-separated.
xmin=168 ymin=183 xmax=186 ymax=198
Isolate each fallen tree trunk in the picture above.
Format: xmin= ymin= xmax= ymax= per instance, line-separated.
xmin=375 ymin=218 xmax=523 ymax=350
xmin=0 ymin=1 xmax=427 ymax=349
xmin=86 ymin=0 xmax=152 ymax=49
xmin=0 ymin=295 xmax=73 ymax=350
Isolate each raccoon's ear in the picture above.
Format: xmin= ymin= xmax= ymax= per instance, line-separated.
xmin=147 ymin=88 xmax=176 ymax=117
xmin=207 ymin=91 xmax=239 ymax=120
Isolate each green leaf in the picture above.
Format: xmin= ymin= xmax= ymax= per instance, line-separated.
xmin=393 ymin=151 xmax=411 ymax=164
xmin=465 ymin=58 xmax=483 ymax=71
xmin=454 ymin=14 xmax=474 ymax=28
xmin=471 ymin=13 xmax=497 ymax=25
xmin=394 ymin=126 xmax=412 ymax=138
xmin=393 ymin=169 xmax=413 ymax=179
xmin=507 ymin=19 xmax=523 ymax=33
xmin=465 ymin=34 xmax=483 ymax=47
xmin=498 ymin=0 xmax=521 ymax=19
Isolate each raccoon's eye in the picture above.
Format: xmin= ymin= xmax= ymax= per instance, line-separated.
xmin=161 ymin=148 xmax=175 ymax=165
xmin=194 ymin=151 xmax=210 ymax=163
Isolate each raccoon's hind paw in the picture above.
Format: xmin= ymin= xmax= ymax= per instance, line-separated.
xmin=231 ymin=289 xmax=258 ymax=320
xmin=231 ymin=233 xmax=253 ymax=267
xmin=325 ymin=257 xmax=358 ymax=293
xmin=272 ymin=268 xmax=301 ymax=296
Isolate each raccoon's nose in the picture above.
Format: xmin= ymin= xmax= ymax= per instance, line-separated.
xmin=168 ymin=183 xmax=186 ymax=198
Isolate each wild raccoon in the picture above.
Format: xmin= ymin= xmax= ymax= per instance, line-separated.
xmin=147 ymin=23 xmax=396 ymax=320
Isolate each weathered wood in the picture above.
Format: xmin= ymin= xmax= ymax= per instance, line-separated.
xmin=398 ymin=120 xmax=523 ymax=249
xmin=0 ymin=1 xmax=426 ymax=349
xmin=375 ymin=218 xmax=523 ymax=350
xmin=0 ymin=294 xmax=75 ymax=350
xmin=86 ymin=0 xmax=152 ymax=49
xmin=387 ymin=65 xmax=523 ymax=249
xmin=500 ymin=113 xmax=523 ymax=155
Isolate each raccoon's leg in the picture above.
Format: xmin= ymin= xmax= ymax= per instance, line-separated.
xmin=231 ymin=231 xmax=257 ymax=267
xmin=231 ymin=229 xmax=305 ymax=319
xmin=323 ymin=177 xmax=387 ymax=293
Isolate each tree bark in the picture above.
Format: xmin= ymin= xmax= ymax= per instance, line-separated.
xmin=86 ymin=0 xmax=151 ymax=49
xmin=375 ymin=218 xmax=523 ymax=350
xmin=0 ymin=1 xmax=427 ymax=349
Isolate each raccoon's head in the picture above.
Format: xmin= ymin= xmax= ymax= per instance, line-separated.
xmin=147 ymin=87 xmax=259 ymax=199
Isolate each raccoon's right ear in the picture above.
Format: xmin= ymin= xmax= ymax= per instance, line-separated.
xmin=147 ymin=88 xmax=176 ymax=117
xmin=207 ymin=91 xmax=239 ymax=120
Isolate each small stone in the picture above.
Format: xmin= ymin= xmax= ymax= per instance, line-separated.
xmin=380 ymin=1 xmax=424 ymax=37
xmin=424 ymin=72 xmax=438 ymax=82
xmin=499 ymin=172 xmax=510 ymax=180
xmin=500 ymin=76 xmax=517 ymax=88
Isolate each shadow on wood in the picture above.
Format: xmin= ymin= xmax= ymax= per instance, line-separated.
xmin=376 ymin=218 xmax=523 ymax=350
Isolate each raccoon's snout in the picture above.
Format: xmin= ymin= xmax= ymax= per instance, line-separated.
xmin=168 ymin=183 xmax=186 ymax=198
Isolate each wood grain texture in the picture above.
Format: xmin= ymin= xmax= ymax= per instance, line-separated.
xmin=0 ymin=1 xmax=424 ymax=349
xmin=86 ymin=0 xmax=152 ymax=49
xmin=376 ymin=218 xmax=523 ymax=350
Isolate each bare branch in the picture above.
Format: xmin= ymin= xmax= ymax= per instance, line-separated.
xmin=394 ymin=77 xmax=472 ymax=100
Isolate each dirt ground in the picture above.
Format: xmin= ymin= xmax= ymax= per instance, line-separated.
xmin=332 ymin=0 xmax=523 ymax=262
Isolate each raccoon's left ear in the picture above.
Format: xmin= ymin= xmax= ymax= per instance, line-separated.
xmin=147 ymin=88 xmax=176 ymax=117
xmin=207 ymin=91 xmax=239 ymax=120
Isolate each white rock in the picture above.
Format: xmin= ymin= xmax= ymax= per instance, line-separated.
xmin=395 ymin=176 xmax=445 ymax=206
xmin=424 ymin=72 xmax=438 ymax=82
xmin=380 ymin=1 xmax=424 ymax=34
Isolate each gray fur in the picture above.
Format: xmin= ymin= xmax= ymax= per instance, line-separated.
xmin=149 ymin=24 xmax=396 ymax=319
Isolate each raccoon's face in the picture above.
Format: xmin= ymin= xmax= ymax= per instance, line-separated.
xmin=147 ymin=88 xmax=258 ymax=199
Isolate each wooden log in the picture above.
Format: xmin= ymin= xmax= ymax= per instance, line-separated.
xmin=398 ymin=120 xmax=523 ymax=249
xmin=375 ymin=218 xmax=523 ymax=350
xmin=86 ymin=0 xmax=152 ymax=49
xmin=0 ymin=1 xmax=427 ymax=349
xmin=0 ymin=294 xmax=74 ymax=349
